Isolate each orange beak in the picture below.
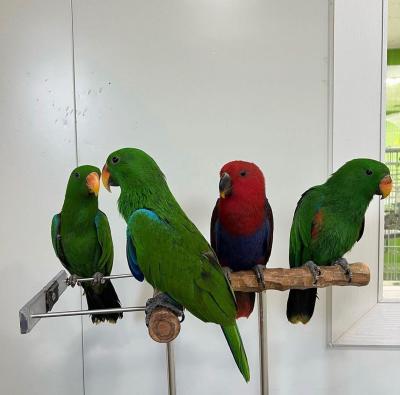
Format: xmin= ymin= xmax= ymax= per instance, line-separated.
xmin=86 ymin=172 xmax=100 ymax=196
xmin=379 ymin=175 xmax=392 ymax=199
xmin=102 ymin=164 xmax=111 ymax=192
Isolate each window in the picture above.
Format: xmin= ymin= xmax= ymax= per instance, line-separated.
xmin=384 ymin=43 xmax=400 ymax=298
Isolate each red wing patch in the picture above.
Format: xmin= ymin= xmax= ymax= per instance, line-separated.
xmin=311 ymin=210 xmax=323 ymax=240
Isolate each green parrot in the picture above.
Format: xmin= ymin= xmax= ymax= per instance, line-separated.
xmin=101 ymin=148 xmax=250 ymax=382
xmin=287 ymin=158 xmax=392 ymax=324
xmin=51 ymin=165 xmax=123 ymax=324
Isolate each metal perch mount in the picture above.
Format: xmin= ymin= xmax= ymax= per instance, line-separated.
xmin=19 ymin=262 xmax=370 ymax=341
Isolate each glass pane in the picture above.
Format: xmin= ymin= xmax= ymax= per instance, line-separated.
xmin=383 ymin=0 xmax=400 ymax=298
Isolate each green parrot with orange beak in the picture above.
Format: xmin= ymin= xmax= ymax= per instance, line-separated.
xmin=51 ymin=165 xmax=123 ymax=324
xmin=286 ymin=158 xmax=392 ymax=324
xmin=102 ymin=148 xmax=250 ymax=382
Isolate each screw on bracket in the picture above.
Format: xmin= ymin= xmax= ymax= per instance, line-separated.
xmin=45 ymin=281 xmax=59 ymax=312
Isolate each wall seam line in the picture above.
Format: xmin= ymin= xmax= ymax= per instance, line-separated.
xmin=69 ymin=0 xmax=85 ymax=394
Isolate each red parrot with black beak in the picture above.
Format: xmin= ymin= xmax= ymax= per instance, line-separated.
xmin=211 ymin=161 xmax=273 ymax=318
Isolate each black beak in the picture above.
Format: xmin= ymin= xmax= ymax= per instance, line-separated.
xmin=219 ymin=172 xmax=232 ymax=198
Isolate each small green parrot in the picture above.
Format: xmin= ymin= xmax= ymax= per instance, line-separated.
xmin=102 ymin=148 xmax=250 ymax=382
xmin=51 ymin=165 xmax=123 ymax=324
xmin=287 ymin=158 xmax=392 ymax=324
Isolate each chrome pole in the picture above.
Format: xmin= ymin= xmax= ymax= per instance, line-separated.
xmin=166 ymin=342 xmax=176 ymax=395
xmin=258 ymin=292 xmax=269 ymax=395
xmin=31 ymin=306 xmax=145 ymax=319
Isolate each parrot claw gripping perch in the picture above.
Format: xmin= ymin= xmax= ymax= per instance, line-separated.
xmin=66 ymin=274 xmax=79 ymax=287
xmin=92 ymin=272 xmax=106 ymax=286
xmin=252 ymin=265 xmax=267 ymax=290
xmin=304 ymin=261 xmax=321 ymax=286
xmin=145 ymin=293 xmax=185 ymax=327
xmin=334 ymin=258 xmax=352 ymax=282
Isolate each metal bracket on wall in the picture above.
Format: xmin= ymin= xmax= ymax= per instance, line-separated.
xmin=19 ymin=270 xmax=143 ymax=334
xmin=19 ymin=270 xmax=68 ymax=334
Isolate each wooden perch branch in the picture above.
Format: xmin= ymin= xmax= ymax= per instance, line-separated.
xmin=146 ymin=262 xmax=369 ymax=343
xmin=229 ymin=262 xmax=370 ymax=292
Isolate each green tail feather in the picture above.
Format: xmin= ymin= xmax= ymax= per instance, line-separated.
xmin=221 ymin=324 xmax=250 ymax=382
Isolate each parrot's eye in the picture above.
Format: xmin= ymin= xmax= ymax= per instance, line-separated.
xmin=112 ymin=156 xmax=120 ymax=164
xmin=74 ymin=172 xmax=80 ymax=178
xmin=240 ymin=170 xmax=247 ymax=177
xmin=366 ymin=169 xmax=373 ymax=176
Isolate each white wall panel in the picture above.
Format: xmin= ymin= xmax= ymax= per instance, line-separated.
xmin=72 ymin=1 xmax=328 ymax=394
xmin=331 ymin=0 xmax=384 ymax=341
xmin=0 ymin=1 xmax=83 ymax=394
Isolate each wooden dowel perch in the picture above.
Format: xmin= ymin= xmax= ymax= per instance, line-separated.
xmin=148 ymin=308 xmax=181 ymax=343
xmin=146 ymin=262 xmax=369 ymax=343
xmin=230 ymin=262 xmax=370 ymax=292
xmin=147 ymin=289 xmax=182 ymax=343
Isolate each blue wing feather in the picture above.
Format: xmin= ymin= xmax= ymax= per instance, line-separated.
xmin=126 ymin=215 xmax=145 ymax=282
xmin=51 ymin=213 xmax=70 ymax=271
xmin=126 ymin=209 xmax=163 ymax=282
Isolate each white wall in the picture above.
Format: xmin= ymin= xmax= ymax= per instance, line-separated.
xmin=2 ymin=1 xmax=400 ymax=395
xmin=0 ymin=2 xmax=83 ymax=395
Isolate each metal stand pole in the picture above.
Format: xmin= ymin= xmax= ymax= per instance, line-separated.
xmin=258 ymin=292 xmax=269 ymax=395
xmin=166 ymin=342 xmax=176 ymax=395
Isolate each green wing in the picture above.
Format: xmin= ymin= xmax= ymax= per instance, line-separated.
xmin=289 ymin=187 xmax=323 ymax=267
xmin=128 ymin=209 xmax=236 ymax=326
xmin=51 ymin=213 xmax=70 ymax=272
xmin=94 ymin=210 xmax=114 ymax=276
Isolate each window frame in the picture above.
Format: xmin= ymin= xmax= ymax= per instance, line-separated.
xmin=327 ymin=0 xmax=400 ymax=348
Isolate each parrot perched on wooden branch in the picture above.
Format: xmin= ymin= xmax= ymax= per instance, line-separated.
xmin=211 ymin=161 xmax=273 ymax=318
xmin=51 ymin=165 xmax=123 ymax=324
xmin=286 ymin=158 xmax=392 ymax=324
xmin=102 ymin=148 xmax=250 ymax=382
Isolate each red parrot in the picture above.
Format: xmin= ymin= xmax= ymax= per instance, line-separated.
xmin=211 ymin=161 xmax=274 ymax=318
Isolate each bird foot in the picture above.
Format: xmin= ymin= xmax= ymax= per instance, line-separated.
xmin=252 ymin=264 xmax=266 ymax=290
xmin=145 ymin=293 xmax=185 ymax=327
xmin=304 ymin=261 xmax=321 ymax=286
xmin=222 ymin=267 xmax=233 ymax=284
xmin=66 ymin=274 xmax=80 ymax=287
xmin=92 ymin=272 xmax=106 ymax=286
xmin=334 ymin=258 xmax=352 ymax=282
